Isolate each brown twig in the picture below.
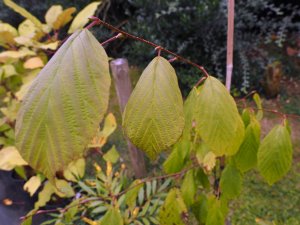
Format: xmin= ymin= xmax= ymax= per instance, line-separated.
xmin=87 ymin=16 xmax=209 ymax=78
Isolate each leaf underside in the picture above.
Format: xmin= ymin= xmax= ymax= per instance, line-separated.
xmin=257 ymin=124 xmax=293 ymax=185
xmin=195 ymin=76 xmax=244 ymax=156
xmin=15 ymin=29 xmax=111 ymax=182
xmin=123 ymin=56 xmax=184 ymax=159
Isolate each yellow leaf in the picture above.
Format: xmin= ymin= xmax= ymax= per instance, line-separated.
xmin=202 ymin=151 xmax=216 ymax=172
xmin=53 ymin=7 xmax=76 ymax=30
xmin=68 ymin=2 xmax=102 ymax=33
xmin=89 ymin=113 xmax=116 ymax=148
xmin=14 ymin=36 xmax=33 ymax=46
xmin=55 ymin=179 xmax=75 ymax=197
xmin=24 ymin=57 xmax=44 ymax=69
xmin=23 ymin=175 xmax=42 ymax=196
xmin=45 ymin=5 xmax=63 ymax=28
xmin=0 ymin=31 xmax=15 ymax=45
xmin=38 ymin=41 xmax=59 ymax=50
xmin=0 ymin=146 xmax=28 ymax=170
xmin=18 ymin=19 xmax=37 ymax=37
xmin=2 ymin=64 xmax=16 ymax=77
xmin=0 ymin=22 xmax=18 ymax=36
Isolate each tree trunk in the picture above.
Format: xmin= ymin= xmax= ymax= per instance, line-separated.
xmin=110 ymin=58 xmax=147 ymax=178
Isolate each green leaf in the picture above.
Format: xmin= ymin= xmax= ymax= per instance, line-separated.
xmin=68 ymin=2 xmax=102 ymax=33
xmin=123 ymin=56 xmax=184 ymax=159
xmin=182 ymin=87 xmax=198 ymax=139
xmin=220 ymin=164 xmax=242 ymax=200
xmin=45 ymin=5 xmax=63 ymax=28
xmin=253 ymin=93 xmax=263 ymax=120
xmin=195 ymin=168 xmax=210 ymax=189
xmin=234 ymin=116 xmax=261 ymax=172
xmin=103 ymin=145 xmax=119 ymax=164
xmin=124 ymin=180 xmax=143 ymax=208
xmin=181 ymin=170 xmax=196 ymax=206
xmin=257 ymin=124 xmax=293 ymax=185
xmin=55 ymin=179 xmax=75 ymax=197
xmin=99 ymin=207 xmax=123 ymax=225
xmin=159 ymin=188 xmax=188 ymax=225
xmin=3 ymin=0 xmax=43 ymax=29
xmin=63 ymin=158 xmax=86 ymax=182
xmin=163 ymin=140 xmax=190 ymax=174
xmin=15 ymin=29 xmax=111 ymax=182
xmin=195 ymin=76 xmax=242 ymax=156
xmin=206 ymin=196 xmax=225 ymax=225
xmin=0 ymin=146 xmax=28 ymax=170
xmin=191 ymin=194 xmax=208 ymax=224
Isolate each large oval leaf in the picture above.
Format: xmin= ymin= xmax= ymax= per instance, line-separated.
xmin=15 ymin=29 xmax=111 ymax=182
xmin=257 ymin=124 xmax=293 ymax=185
xmin=122 ymin=56 xmax=184 ymax=159
xmin=195 ymin=76 xmax=241 ymax=156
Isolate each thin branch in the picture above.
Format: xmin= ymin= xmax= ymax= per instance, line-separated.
xmin=87 ymin=16 xmax=209 ymax=78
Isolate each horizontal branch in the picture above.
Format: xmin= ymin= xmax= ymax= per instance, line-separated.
xmin=87 ymin=16 xmax=209 ymax=79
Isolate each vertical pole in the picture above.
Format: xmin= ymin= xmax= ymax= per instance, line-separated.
xmin=110 ymin=58 xmax=147 ymax=178
xmin=225 ymin=0 xmax=235 ymax=91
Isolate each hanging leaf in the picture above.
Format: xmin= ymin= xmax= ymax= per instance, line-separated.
xmin=3 ymin=0 xmax=43 ymax=29
xmin=23 ymin=175 xmax=42 ymax=196
xmin=99 ymin=207 xmax=124 ymax=225
xmin=159 ymin=188 xmax=188 ymax=225
xmin=53 ymin=7 xmax=76 ymax=30
xmin=34 ymin=181 xmax=55 ymax=209
xmin=15 ymin=29 xmax=111 ymax=182
xmin=195 ymin=76 xmax=242 ymax=156
xmin=191 ymin=194 xmax=208 ymax=224
xmin=68 ymin=2 xmax=102 ymax=34
xmin=123 ymin=56 xmax=184 ymax=159
xmin=181 ymin=170 xmax=196 ymax=206
xmin=206 ymin=196 xmax=225 ymax=225
xmin=0 ymin=146 xmax=27 ymax=170
xmin=182 ymin=87 xmax=198 ymax=139
xmin=220 ymin=164 xmax=242 ymax=200
xmin=234 ymin=116 xmax=261 ymax=172
xmin=163 ymin=140 xmax=190 ymax=174
xmin=257 ymin=123 xmax=293 ymax=185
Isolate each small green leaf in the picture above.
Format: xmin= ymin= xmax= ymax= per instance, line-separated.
xmin=123 ymin=56 xmax=184 ymax=159
xmin=63 ymin=158 xmax=86 ymax=182
xmin=195 ymin=76 xmax=243 ymax=156
xmin=206 ymin=196 xmax=225 ymax=225
xmin=253 ymin=93 xmax=263 ymax=120
xmin=181 ymin=170 xmax=196 ymax=206
xmin=257 ymin=124 xmax=293 ymax=185
xmin=163 ymin=140 xmax=190 ymax=174
xmin=103 ymin=145 xmax=120 ymax=164
xmin=125 ymin=180 xmax=143 ymax=209
xmin=55 ymin=179 xmax=75 ymax=197
xmin=68 ymin=2 xmax=102 ymax=33
xmin=99 ymin=207 xmax=123 ymax=225
xmin=220 ymin=164 xmax=242 ymax=200
xmin=234 ymin=116 xmax=261 ymax=172
xmin=159 ymin=188 xmax=188 ymax=225
xmin=15 ymin=29 xmax=111 ymax=182
xmin=195 ymin=168 xmax=210 ymax=189
xmin=191 ymin=194 xmax=208 ymax=224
